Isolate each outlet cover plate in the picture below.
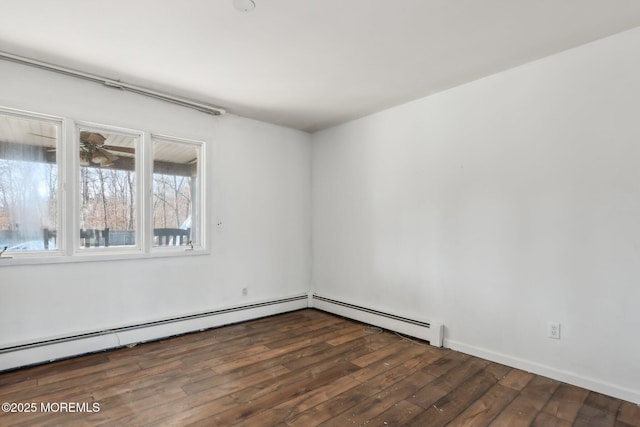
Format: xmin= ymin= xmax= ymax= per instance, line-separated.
xmin=548 ymin=322 xmax=561 ymax=339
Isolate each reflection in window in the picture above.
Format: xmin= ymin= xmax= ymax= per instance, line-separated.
xmin=0 ymin=111 xmax=59 ymax=252
xmin=78 ymin=128 xmax=138 ymax=249
xmin=152 ymin=136 xmax=201 ymax=247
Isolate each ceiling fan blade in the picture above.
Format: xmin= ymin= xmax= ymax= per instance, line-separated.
xmin=96 ymin=146 xmax=119 ymax=161
xmin=102 ymin=144 xmax=135 ymax=154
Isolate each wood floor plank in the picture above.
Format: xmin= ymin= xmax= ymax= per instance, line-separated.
xmin=543 ymin=383 xmax=590 ymax=422
xmin=574 ymin=392 xmax=622 ymax=427
xmin=407 ymin=368 xmax=501 ymax=427
xmin=158 ymin=361 xmax=361 ymax=426
xmin=209 ymin=340 xmax=330 ymax=374
xmin=420 ymin=352 xmax=470 ymax=378
xmin=532 ymin=411 xmax=573 ymax=427
xmin=180 ymin=312 xmax=339 ymax=365
xmin=282 ymin=349 xmax=440 ymax=426
xmin=325 ymin=328 xmax=370 ymax=346
xmin=220 ymin=362 xmax=362 ymax=426
xmin=280 ymin=332 xmax=392 ymax=373
xmin=263 ymin=323 xmax=362 ymax=350
xmin=489 ymin=369 xmax=559 ymax=427
xmin=256 ymin=375 xmax=361 ymax=424
xmin=520 ymin=375 xmax=560 ymax=412
xmin=182 ymin=364 xmax=290 ymax=396
xmin=284 ymin=382 xmax=377 ymax=426
xmin=411 ymin=357 xmax=490 ymax=409
xmin=359 ymin=353 xmax=437 ymax=394
xmin=0 ymin=352 xmax=111 ymax=386
xmin=365 ymin=399 xmax=425 ymax=426
xmin=348 ymin=341 xmax=442 ymax=384
xmin=317 ymin=368 xmax=438 ymax=427
xmin=153 ymin=328 xmax=366 ymax=425
xmin=483 ymin=362 xmax=512 ymax=382
xmin=350 ymin=340 xmax=413 ymax=368
xmin=447 ymin=383 xmax=518 ymax=427
xmin=520 ymin=374 xmax=561 ymax=410
xmin=499 ymin=368 xmax=534 ymax=391
xmin=0 ymin=309 xmax=635 ymax=427
xmin=488 ymin=394 xmax=541 ymax=427
xmin=617 ymin=401 xmax=640 ymax=427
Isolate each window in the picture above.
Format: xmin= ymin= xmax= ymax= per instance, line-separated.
xmin=77 ymin=126 xmax=140 ymax=250
xmin=0 ymin=110 xmax=61 ymax=253
xmin=152 ymin=135 xmax=203 ymax=249
xmin=0 ymin=106 xmax=206 ymax=262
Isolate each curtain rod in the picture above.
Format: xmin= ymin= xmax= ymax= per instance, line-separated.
xmin=0 ymin=50 xmax=226 ymax=116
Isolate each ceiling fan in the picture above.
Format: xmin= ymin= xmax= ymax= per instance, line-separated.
xmin=28 ymin=131 xmax=134 ymax=166
xmin=79 ymin=132 xmax=134 ymax=167
xmin=80 ymin=132 xmax=116 ymax=166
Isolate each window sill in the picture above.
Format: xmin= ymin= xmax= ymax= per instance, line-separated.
xmin=0 ymin=247 xmax=209 ymax=267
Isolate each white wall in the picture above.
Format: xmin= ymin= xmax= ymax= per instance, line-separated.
xmin=312 ymin=27 xmax=640 ymax=403
xmin=0 ymin=60 xmax=311 ymax=346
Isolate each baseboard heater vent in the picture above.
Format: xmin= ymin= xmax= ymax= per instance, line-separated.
xmin=311 ymin=294 xmax=444 ymax=347
xmin=0 ymin=294 xmax=308 ymax=371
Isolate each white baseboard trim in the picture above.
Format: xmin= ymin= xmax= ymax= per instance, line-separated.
xmin=0 ymin=294 xmax=308 ymax=372
xmin=445 ymin=339 xmax=640 ymax=405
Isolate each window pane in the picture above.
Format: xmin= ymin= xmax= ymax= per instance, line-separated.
xmin=78 ymin=129 xmax=137 ymax=249
xmin=152 ymin=137 xmax=200 ymax=247
xmin=0 ymin=113 xmax=59 ymax=252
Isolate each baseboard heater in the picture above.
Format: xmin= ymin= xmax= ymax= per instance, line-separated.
xmin=0 ymin=294 xmax=308 ymax=372
xmin=310 ymin=293 xmax=444 ymax=347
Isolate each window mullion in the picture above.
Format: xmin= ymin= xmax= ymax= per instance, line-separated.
xmin=62 ymin=118 xmax=77 ymax=256
xmin=141 ymin=132 xmax=152 ymax=254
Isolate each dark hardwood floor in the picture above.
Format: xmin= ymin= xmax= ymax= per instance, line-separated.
xmin=0 ymin=309 xmax=638 ymax=426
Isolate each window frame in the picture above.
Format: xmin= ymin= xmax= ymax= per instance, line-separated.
xmin=149 ymin=133 xmax=206 ymax=253
xmin=0 ymin=106 xmax=209 ymax=266
xmin=73 ymin=121 xmax=145 ymax=257
xmin=0 ymin=107 xmax=65 ymax=259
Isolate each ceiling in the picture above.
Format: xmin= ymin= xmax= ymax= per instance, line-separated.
xmin=1 ymin=1 xmax=640 ymax=133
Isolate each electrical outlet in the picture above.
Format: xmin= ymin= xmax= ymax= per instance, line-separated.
xmin=242 ymin=287 xmax=248 ymax=296
xmin=548 ymin=322 xmax=561 ymax=339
